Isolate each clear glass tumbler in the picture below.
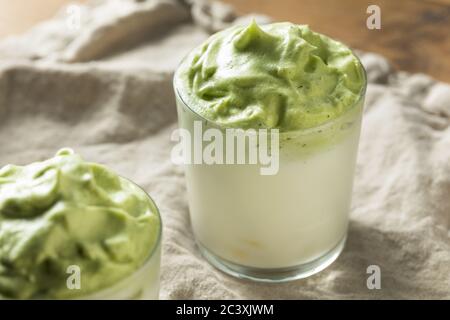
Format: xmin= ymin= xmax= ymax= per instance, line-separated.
xmin=0 ymin=183 xmax=162 ymax=300
xmin=174 ymin=64 xmax=366 ymax=282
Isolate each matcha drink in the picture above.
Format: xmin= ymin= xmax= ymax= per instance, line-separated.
xmin=0 ymin=149 xmax=161 ymax=299
xmin=174 ymin=22 xmax=366 ymax=281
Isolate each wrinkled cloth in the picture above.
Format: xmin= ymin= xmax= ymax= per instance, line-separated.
xmin=0 ymin=0 xmax=449 ymax=299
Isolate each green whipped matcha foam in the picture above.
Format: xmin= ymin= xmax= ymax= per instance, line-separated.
xmin=0 ymin=149 xmax=160 ymax=299
xmin=175 ymin=21 xmax=365 ymax=131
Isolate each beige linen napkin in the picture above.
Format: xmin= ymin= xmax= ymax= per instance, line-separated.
xmin=0 ymin=0 xmax=448 ymax=299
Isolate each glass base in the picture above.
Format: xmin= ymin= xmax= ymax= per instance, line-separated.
xmin=197 ymin=236 xmax=347 ymax=283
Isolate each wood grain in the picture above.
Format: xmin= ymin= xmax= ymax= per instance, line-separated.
xmin=224 ymin=0 xmax=450 ymax=82
xmin=0 ymin=0 xmax=448 ymax=82
xmin=0 ymin=0 xmax=81 ymax=38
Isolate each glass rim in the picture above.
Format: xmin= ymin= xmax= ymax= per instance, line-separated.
xmin=173 ymin=48 xmax=367 ymax=136
xmin=0 ymin=178 xmax=163 ymax=300
xmin=78 ymin=177 xmax=162 ymax=299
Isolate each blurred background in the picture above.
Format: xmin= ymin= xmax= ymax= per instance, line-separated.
xmin=1 ymin=0 xmax=449 ymax=82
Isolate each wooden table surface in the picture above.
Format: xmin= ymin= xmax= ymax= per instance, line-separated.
xmin=0 ymin=0 xmax=449 ymax=82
